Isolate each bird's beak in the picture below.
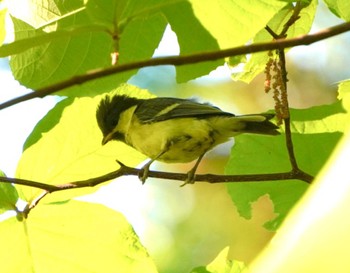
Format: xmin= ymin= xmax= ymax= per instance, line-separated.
xmin=102 ymin=133 xmax=113 ymax=145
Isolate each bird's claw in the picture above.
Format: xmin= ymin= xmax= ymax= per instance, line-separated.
xmin=138 ymin=167 xmax=149 ymax=184
xmin=139 ymin=160 xmax=153 ymax=184
xmin=180 ymin=170 xmax=196 ymax=187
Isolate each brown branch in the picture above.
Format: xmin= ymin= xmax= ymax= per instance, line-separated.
xmin=0 ymin=176 xmax=60 ymax=191
xmin=265 ymin=4 xmax=305 ymax=172
xmin=0 ymin=162 xmax=313 ymax=195
xmin=1 ymin=21 xmax=350 ymax=110
xmin=273 ymin=48 xmax=300 ymax=170
xmin=1 ymin=160 xmax=314 ymax=216
xmin=280 ymin=1 xmax=304 ymax=37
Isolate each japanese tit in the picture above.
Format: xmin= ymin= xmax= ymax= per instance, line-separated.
xmin=96 ymin=94 xmax=280 ymax=184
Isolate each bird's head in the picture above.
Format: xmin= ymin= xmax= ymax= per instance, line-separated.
xmin=96 ymin=94 xmax=140 ymax=145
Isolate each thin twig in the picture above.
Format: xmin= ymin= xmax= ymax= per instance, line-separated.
xmin=0 ymin=162 xmax=313 ymax=194
xmin=1 ymin=162 xmax=314 ymax=214
xmin=265 ymin=4 xmax=305 ymax=172
xmin=1 ymin=21 xmax=350 ymax=110
xmin=0 ymin=176 xmax=60 ymax=191
xmin=4 ymin=162 xmax=312 ymax=217
xmin=280 ymin=1 xmax=304 ymax=37
xmin=276 ymin=50 xmax=299 ymax=169
xmin=265 ymin=26 xmax=279 ymax=39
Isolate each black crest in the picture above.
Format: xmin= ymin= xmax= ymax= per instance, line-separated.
xmin=96 ymin=95 xmax=141 ymax=136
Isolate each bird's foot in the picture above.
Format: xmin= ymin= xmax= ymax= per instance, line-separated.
xmin=138 ymin=160 xmax=153 ymax=184
xmin=138 ymin=167 xmax=149 ymax=184
xmin=180 ymin=169 xmax=196 ymax=187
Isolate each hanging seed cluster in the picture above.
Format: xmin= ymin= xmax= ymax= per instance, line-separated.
xmin=264 ymin=51 xmax=289 ymax=125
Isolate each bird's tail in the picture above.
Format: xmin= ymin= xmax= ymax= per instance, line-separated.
xmin=235 ymin=114 xmax=280 ymax=135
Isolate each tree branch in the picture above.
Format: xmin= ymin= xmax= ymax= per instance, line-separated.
xmin=0 ymin=176 xmax=60 ymax=191
xmin=1 ymin=21 xmax=350 ymax=110
xmin=3 ymin=161 xmax=311 ymax=216
xmin=264 ymin=4 xmax=309 ymax=175
xmin=0 ymin=161 xmax=312 ymax=194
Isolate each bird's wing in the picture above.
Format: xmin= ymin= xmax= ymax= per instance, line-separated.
xmin=135 ymin=98 xmax=234 ymax=123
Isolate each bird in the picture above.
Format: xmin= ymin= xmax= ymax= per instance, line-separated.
xmin=96 ymin=94 xmax=280 ymax=185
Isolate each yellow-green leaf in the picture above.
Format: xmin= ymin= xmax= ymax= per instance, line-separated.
xmin=16 ymin=84 xmax=152 ymax=203
xmin=0 ymin=200 xmax=158 ymax=273
xmin=190 ymin=247 xmax=246 ymax=273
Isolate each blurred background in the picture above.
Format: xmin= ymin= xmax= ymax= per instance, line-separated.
xmin=0 ymin=1 xmax=349 ymax=272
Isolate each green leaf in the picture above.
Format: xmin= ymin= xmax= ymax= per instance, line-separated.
xmin=86 ymin=0 xmax=168 ymax=64
xmin=232 ymin=0 xmax=317 ymax=82
xmin=7 ymin=1 xmax=134 ymax=96
xmin=86 ymin=0 xmax=163 ymax=30
xmin=16 ymin=84 xmax=152 ymax=203
xmin=289 ymin=101 xmax=348 ymax=134
xmin=0 ymin=217 xmax=32 ymax=272
xmin=85 ymin=0 xmax=124 ymax=31
xmin=9 ymin=0 xmax=167 ymax=96
xmin=9 ymin=14 xmax=118 ymax=95
xmin=226 ymin=101 xmax=346 ymax=230
xmin=0 ymin=23 xmax=109 ymax=57
xmin=248 ymin=130 xmax=350 ymax=273
xmin=338 ymin=79 xmax=350 ymax=113
xmin=0 ymin=200 xmax=158 ymax=273
xmin=278 ymin=0 xmax=312 ymax=3
xmin=8 ymin=0 xmax=86 ymax=28
xmin=118 ymin=12 xmax=167 ymax=64
xmin=226 ymin=135 xmax=309 ymax=230
xmin=190 ymin=247 xmax=246 ymax=273
xmin=0 ymin=8 xmax=6 ymax=46
xmin=23 ymin=98 xmax=73 ymax=150
xmin=161 ymin=1 xmax=222 ymax=82
xmin=168 ymin=0 xmax=287 ymax=82
xmin=323 ymin=0 xmax=350 ymax=20
xmin=189 ymin=0 xmax=288 ymax=49
xmin=0 ymin=171 xmax=19 ymax=212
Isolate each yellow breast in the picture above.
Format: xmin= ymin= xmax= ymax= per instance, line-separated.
xmin=125 ymin=117 xmax=230 ymax=163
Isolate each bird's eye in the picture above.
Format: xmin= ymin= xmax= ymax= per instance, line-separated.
xmin=105 ymin=114 xmax=118 ymax=129
xmin=107 ymin=109 xmax=121 ymax=128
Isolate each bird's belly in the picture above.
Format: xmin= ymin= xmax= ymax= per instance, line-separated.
xmin=159 ymin=134 xmax=213 ymax=163
xmin=126 ymin=118 xmax=229 ymax=163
